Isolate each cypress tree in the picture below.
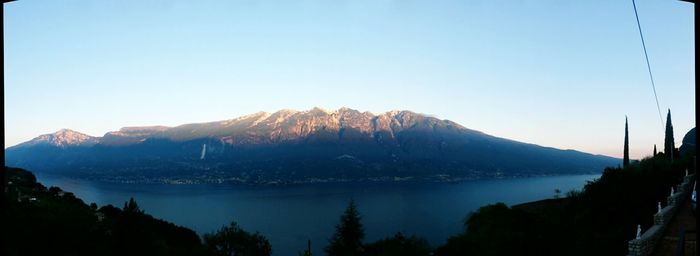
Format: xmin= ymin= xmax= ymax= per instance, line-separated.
xmin=623 ymin=116 xmax=630 ymax=167
xmin=653 ymin=144 xmax=657 ymax=156
xmin=326 ymin=199 xmax=365 ymax=256
xmin=664 ymin=109 xmax=675 ymax=161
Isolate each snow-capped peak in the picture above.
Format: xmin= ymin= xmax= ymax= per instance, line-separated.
xmin=20 ymin=129 xmax=98 ymax=148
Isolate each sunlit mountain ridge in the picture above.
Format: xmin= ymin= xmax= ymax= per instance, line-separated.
xmin=5 ymin=107 xmax=619 ymax=184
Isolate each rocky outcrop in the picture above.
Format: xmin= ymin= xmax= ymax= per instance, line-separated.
xmin=16 ymin=129 xmax=99 ymax=148
xmin=23 ymin=108 xmax=474 ymax=146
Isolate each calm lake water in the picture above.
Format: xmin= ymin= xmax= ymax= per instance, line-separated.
xmin=36 ymin=174 xmax=600 ymax=255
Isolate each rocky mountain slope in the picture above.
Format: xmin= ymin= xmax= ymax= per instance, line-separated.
xmin=5 ymin=107 xmax=619 ymax=184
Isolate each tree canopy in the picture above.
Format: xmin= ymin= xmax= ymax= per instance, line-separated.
xmin=664 ymin=109 xmax=675 ymax=161
xmin=624 ymin=116 xmax=630 ymax=167
xmin=203 ymin=221 xmax=272 ymax=256
xmin=326 ymin=199 xmax=365 ymax=256
xmin=3 ymin=167 xmax=270 ymax=256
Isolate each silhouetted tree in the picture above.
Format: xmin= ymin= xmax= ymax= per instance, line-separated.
xmin=326 ymin=199 xmax=365 ymax=256
xmin=665 ymin=109 xmax=675 ymax=161
xmin=653 ymin=144 xmax=657 ymax=156
xmin=4 ymin=167 xmax=208 ymax=256
xmin=204 ymin=221 xmax=272 ymax=256
xmin=299 ymin=240 xmax=312 ymax=256
xmin=363 ymin=232 xmax=431 ymax=256
xmin=435 ymin=150 xmax=696 ymax=256
xmin=123 ymin=197 xmax=143 ymax=213
xmin=624 ymin=116 xmax=630 ymax=167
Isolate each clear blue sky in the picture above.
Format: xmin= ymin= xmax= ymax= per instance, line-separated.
xmin=4 ymin=0 xmax=695 ymax=159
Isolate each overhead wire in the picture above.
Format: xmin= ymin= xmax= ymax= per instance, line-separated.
xmin=631 ymin=0 xmax=665 ymax=130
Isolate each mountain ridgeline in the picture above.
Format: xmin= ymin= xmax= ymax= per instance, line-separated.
xmin=5 ymin=108 xmax=618 ymax=184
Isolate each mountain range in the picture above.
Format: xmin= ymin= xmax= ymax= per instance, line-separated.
xmin=4 ymin=107 xmax=619 ymax=184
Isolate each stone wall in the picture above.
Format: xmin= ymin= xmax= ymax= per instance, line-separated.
xmin=653 ymin=204 xmax=676 ymax=226
xmin=627 ymin=174 xmax=695 ymax=256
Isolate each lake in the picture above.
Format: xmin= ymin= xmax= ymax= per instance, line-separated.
xmin=35 ymin=174 xmax=600 ymax=255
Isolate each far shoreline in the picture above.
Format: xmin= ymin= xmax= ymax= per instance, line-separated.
xmin=32 ymin=171 xmax=603 ymax=187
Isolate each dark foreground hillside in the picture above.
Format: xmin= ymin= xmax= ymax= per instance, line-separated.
xmin=1 ymin=166 xmax=431 ymax=256
xmin=2 ymin=167 xmax=276 ymax=256
xmin=2 ymin=167 xmax=207 ymax=256
xmin=2 ymin=148 xmax=694 ymax=256
xmin=435 ymin=152 xmax=696 ymax=256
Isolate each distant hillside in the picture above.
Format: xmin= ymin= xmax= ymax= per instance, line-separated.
xmin=4 ymin=107 xmax=618 ymax=184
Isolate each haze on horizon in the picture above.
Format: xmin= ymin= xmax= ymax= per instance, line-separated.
xmin=4 ymin=0 xmax=695 ymax=160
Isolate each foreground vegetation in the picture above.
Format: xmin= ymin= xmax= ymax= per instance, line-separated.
xmin=3 ymin=149 xmax=694 ymax=256
xmin=2 ymin=167 xmax=270 ymax=256
xmin=1 ymin=166 xmax=433 ymax=256
xmin=317 ymin=151 xmax=694 ymax=256
xmin=435 ymin=152 xmax=695 ymax=256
